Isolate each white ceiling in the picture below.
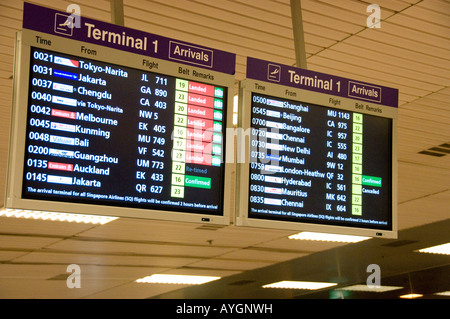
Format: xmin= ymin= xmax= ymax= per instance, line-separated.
xmin=0 ymin=0 xmax=449 ymax=299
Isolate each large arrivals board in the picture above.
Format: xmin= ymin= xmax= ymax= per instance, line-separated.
xmin=5 ymin=3 xmax=235 ymax=224
xmin=236 ymin=57 xmax=398 ymax=238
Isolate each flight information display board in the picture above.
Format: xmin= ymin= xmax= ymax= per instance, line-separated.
xmin=236 ymin=57 xmax=398 ymax=238
xmin=6 ymin=3 xmax=235 ymax=224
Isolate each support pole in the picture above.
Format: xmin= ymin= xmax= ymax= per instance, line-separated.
xmin=290 ymin=0 xmax=307 ymax=69
xmin=110 ymin=0 xmax=124 ymax=26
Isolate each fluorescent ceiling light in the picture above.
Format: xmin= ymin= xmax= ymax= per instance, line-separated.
xmin=416 ymin=243 xmax=450 ymax=255
xmin=135 ymin=274 xmax=221 ymax=285
xmin=262 ymin=280 xmax=337 ymax=290
xmin=337 ymin=284 xmax=403 ymax=293
xmin=434 ymin=291 xmax=450 ymax=297
xmin=288 ymin=232 xmax=370 ymax=243
xmin=0 ymin=208 xmax=118 ymax=225
xmin=400 ymin=293 xmax=423 ymax=299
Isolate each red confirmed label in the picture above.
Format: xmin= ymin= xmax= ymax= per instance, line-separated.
xmin=187 ymin=116 xmax=213 ymax=131
xmin=188 ymin=81 xmax=215 ymax=97
xmin=48 ymin=162 xmax=74 ymax=171
xmin=187 ymin=105 xmax=214 ymax=120
xmin=188 ymin=93 xmax=214 ymax=108
xmin=186 ymin=127 xmax=213 ymax=143
xmin=51 ymin=109 xmax=76 ymax=119
xmin=185 ymin=151 xmax=212 ymax=166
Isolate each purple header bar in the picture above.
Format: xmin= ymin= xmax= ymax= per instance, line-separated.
xmin=22 ymin=2 xmax=235 ymax=75
xmin=246 ymin=57 xmax=398 ymax=108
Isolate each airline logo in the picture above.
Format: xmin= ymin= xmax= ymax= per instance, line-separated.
xmin=53 ymin=82 xmax=74 ymax=93
xmin=264 ymin=164 xmax=283 ymax=173
xmin=52 ymin=95 xmax=77 ymax=107
xmin=265 ymin=187 xmax=282 ymax=195
xmin=265 ymin=176 xmax=283 ymax=184
xmin=266 ymin=132 xmax=282 ymax=140
xmin=54 ymin=56 xmax=79 ymax=68
xmin=47 ymin=175 xmax=73 ymax=185
xmin=264 ymin=197 xmax=282 ymax=205
xmin=267 ymin=110 xmax=281 ymax=118
xmin=266 ymin=120 xmax=283 ymax=129
xmin=50 ymin=135 xmax=75 ymax=145
xmin=51 ymin=122 xmax=76 ymax=132
xmin=51 ymin=109 xmax=76 ymax=120
xmin=49 ymin=148 xmax=75 ymax=158
xmin=266 ymin=154 xmax=281 ymax=161
xmin=48 ymin=162 xmax=74 ymax=171
xmin=266 ymin=143 xmax=283 ymax=151
xmin=53 ymin=69 xmax=78 ymax=80
xmin=267 ymin=99 xmax=284 ymax=108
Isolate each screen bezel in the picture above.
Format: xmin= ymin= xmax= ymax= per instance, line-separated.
xmin=5 ymin=30 xmax=234 ymax=225
xmin=235 ymin=78 xmax=398 ymax=238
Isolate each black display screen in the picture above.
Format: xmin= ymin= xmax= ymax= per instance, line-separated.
xmin=248 ymin=93 xmax=393 ymax=230
xmin=22 ymin=47 xmax=227 ymax=216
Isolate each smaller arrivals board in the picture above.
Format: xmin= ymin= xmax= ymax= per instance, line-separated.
xmin=236 ymin=57 xmax=398 ymax=238
xmin=5 ymin=3 xmax=235 ymax=225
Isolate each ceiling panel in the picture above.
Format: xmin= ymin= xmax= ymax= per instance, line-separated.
xmin=315 ymin=49 xmax=448 ymax=87
xmin=12 ymin=250 xmax=203 ymax=268
xmin=0 ymin=251 xmax=25 ymax=262
xmin=389 ymin=12 xmax=450 ymax=37
xmin=341 ymin=34 xmax=450 ymax=71
xmin=0 ymin=277 xmax=130 ymax=299
xmin=0 ymin=216 xmax=99 ymax=236
xmin=186 ymin=257 xmax=273 ymax=271
xmin=46 ymin=238 xmax=237 ymax=257
xmin=79 ymin=218 xmax=293 ymax=248
xmin=87 ymin=281 xmax=192 ymax=299
xmin=397 ymin=162 xmax=450 ymax=203
xmin=211 ymin=248 xmax=303 ymax=263
xmin=381 ymin=22 xmax=450 ymax=50
xmin=252 ymin=236 xmax=347 ymax=252
xmin=398 ymin=190 xmax=450 ymax=229
xmin=0 ymin=234 xmax=59 ymax=249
